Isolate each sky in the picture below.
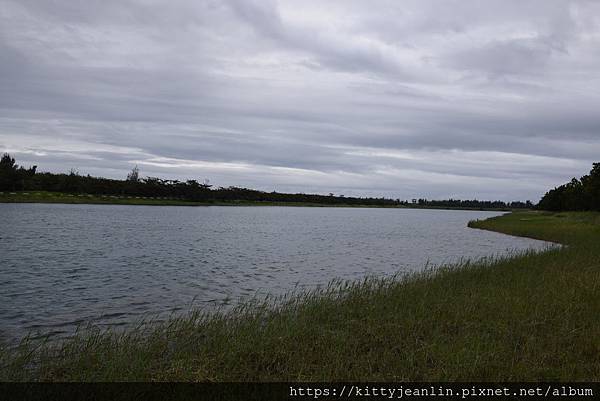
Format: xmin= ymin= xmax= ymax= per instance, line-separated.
xmin=1 ymin=0 xmax=599 ymax=202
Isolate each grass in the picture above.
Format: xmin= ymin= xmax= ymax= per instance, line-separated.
xmin=1 ymin=211 xmax=599 ymax=381
xmin=0 ymin=191 xmax=513 ymax=210
xmin=468 ymin=210 xmax=600 ymax=246
xmin=0 ymin=191 xmax=395 ymax=208
xmin=0 ymin=191 xmax=203 ymax=206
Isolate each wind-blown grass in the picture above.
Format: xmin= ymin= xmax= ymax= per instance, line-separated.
xmin=1 ymin=211 xmax=599 ymax=381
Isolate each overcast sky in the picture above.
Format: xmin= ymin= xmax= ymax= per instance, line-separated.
xmin=1 ymin=0 xmax=599 ymax=201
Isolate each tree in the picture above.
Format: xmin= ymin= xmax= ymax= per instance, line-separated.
xmin=538 ymin=162 xmax=600 ymax=211
xmin=0 ymin=153 xmax=36 ymax=191
xmin=0 ymin=153 xmax=16 ymax=170
xmin=58 ymin=168 xmax=81 ymax=193
xmin=126 ymin=165 xmax=140 ymax=182
xmin=581 ymin=163 xmax=600 ymax=210
xmin=0 ymin=153 xmax=18 ymax=190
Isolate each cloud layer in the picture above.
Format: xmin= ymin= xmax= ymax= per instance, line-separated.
xmin=1 ymin=0 xmax=599 ymax=200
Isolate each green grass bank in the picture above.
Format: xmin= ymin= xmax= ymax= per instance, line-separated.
xmin=0 ymin=191 xmax=399 ymax=208
xmin=0 ymin=191 xmax=516 ymax=210
xmin=1 ymin=211 xmax=599 ymax=381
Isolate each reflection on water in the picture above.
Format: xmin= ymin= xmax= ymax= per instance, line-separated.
xmin=0 ymin=204 xmax=552 ymax=341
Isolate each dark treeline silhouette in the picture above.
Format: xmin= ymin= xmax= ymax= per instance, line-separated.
xmin=0 ymin=153 xmax=532 ymax=209
xmin=0 ymin=154 xmax=37 ymax=191
xmin=538 ymin=163 xmax=600 ymax=211
xmin=412 ymin=198 xmax=533 ymax=209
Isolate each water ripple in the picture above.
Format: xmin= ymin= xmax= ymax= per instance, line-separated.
xmin=0 ymin=204 xmax=553 ymax=342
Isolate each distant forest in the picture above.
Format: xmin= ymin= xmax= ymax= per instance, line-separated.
xmin=538 ymin=163 xmax=600 ymax=211
xmin=1 ymin=153 xmax=533 ymax=209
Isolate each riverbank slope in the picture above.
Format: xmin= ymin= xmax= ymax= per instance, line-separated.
xmin=1 ymin=211 xmax=598 ymax=381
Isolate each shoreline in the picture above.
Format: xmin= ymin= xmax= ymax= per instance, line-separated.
xmin=1 ymin=211 xmax=598 ymax=381
xmin=0 ymin=191 xmax=515 ymax=212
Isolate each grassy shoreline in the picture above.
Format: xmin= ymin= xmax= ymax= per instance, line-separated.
xmin=0 ymin=191 xmax=514 ymax=211
xmin=1 ymin=211 xmax=599 ymax=381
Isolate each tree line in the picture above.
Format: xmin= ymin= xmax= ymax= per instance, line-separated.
xmin=0 ymin=154 xmax=37 ymax=191
xmin=538 ymin=163 xmax=600 ymax=211
xmin=1 ymin=153 xmax=532 ymax=209
xmin=412 ymin=198 xmax=533 ymax=209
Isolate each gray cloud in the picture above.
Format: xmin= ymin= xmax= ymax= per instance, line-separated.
xmin=1 ymin=0 xmax=599 ymax=201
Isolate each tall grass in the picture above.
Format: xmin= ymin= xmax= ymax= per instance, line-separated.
xmin=1 ymin=211 xmax=599 ymax=381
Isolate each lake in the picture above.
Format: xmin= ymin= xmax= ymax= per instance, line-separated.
xmin=0 ymin=203 xmax=552 ymax=342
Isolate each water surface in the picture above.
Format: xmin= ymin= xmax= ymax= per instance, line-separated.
xmin=0 ymin=204 xmax=551 ymax=341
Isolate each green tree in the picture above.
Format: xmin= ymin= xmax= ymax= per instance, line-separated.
xmin=126 ymin=165 xmax=140 ymax=182
xmin=539 ymin=162 xmax=600 ymax=211
xmin=0 ymin=153 xmax=36 ymax=191
xmin=0 ymin=153 xmax=18 ymax=190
